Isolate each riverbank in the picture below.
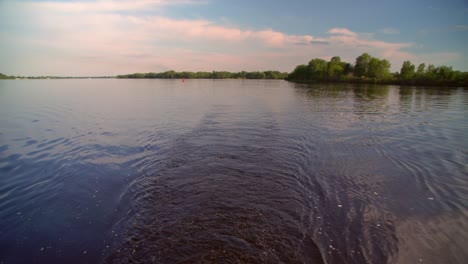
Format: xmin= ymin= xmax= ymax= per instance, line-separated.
xmin=286 ymin=77 xmax=468 ymax=88
xmin=287 ymin=53 xmax=468 ymax=88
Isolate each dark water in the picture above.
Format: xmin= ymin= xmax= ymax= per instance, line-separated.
xmin=0 ymin=79 xmax=467 ymax=264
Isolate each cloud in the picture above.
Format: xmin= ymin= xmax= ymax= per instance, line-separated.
xmin=0 ymin=1 xmax=428 ymax=75
xmin=328 ymin=28 xmax=358 ymax=37
xmin=380 ymin=27 xmax=400 ymax=34
xmin=325 ymin=27 xmax=413 ymax=61
xmin=29 ymin=0 xmax=206 ymax=12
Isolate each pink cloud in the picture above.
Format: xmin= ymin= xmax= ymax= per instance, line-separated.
xmin=328 ymin=28 xmax=358 ymax=37
xmin=323 ymin=28 xmax=416 ymax=69
xmin=3 ymin=1 xmax=431 ymax=75
xmin=32 ymin=0 xmax=206 ymax=13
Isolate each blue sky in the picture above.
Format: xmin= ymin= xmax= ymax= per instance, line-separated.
xmin=0 ymin=0 xmax=467 ymax=76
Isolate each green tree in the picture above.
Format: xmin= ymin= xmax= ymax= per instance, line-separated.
xmin=287 ymin=64 xmax=309 ymax=80
xmin=379 ymin=59 xmax=392 ymax=79
xmin=367 ymin=58 xmax=380 ymax=78
xmin=159 ymin=70 xmax=176 ymax=78
xmin=355 ymin=53 xmax=372 ymax=77
xmin=364 ymin=57 xmax=391 ymax=79
xmin=400 ymin=60 xmax=415 ymax=80
xmin=435 ymin=66 xmax=454 ymax=80
xmin=417 ymin=63 xmax=426 ymax=74
xmin=0 ymin=73 xmax=14 ymax=79
xmin=343 ymin=63 xmax=354 ymax=76
xmin=327 ymin=56 xmax=344 ymax=78
xmin=264 ymin=70 xmax=279 ymax=79
xmin=416 ymin=63 xmax=426 ymax=79
xmin=308 ymin=58 xmax=327 ymax=80
xmin=238 ymin=71 xmax=247 ymax=79
xmin=426 ymin=64 xmax=437 ymax=80
xmin=246 ymin=71 xmax=266 ymax=79
xmin=128 ymin=73 xmax=146 ymax=78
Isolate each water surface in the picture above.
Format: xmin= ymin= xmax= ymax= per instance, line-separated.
xmin=0 ymin=79 xmax=467 ymax=263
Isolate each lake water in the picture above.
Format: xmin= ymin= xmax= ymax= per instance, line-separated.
xmin=0 ymin=79 xmax=467 ymax=264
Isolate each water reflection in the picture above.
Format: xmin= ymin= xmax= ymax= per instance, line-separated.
xmin=0 ymin=80 xmax=467 ymax=264
xmin=292 ymin=84 xmax=468 ymax=263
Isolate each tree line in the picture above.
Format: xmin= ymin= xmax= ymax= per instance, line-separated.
xmin=0 ymin=73 xmax=15 ymax=79
xmin=0 ymin=73 xmax=113 ymax=79
xmin=286 ymin=53 xmax=468 ymax=87
xmin=3 ymin=53 xmax=467 ymax=87
xmin=117 ymin=70 xmax=288 ymax=80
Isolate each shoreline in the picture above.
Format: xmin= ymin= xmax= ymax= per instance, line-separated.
xmin=285 ymin=78 xmax=468 ymax=88
xmin=2 ymin=77 xmax=467 ymax=88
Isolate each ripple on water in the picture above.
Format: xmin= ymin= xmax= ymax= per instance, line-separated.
xmin=105 ymin=110 xmax=325 ymax=264
xmin=1 ymin=81 xmax=467 ymax=264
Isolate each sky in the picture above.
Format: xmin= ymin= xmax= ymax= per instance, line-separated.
xmin=0 ymin=0 xmax=467 ymax=76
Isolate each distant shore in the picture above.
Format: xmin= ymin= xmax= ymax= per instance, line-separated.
xmin=287 ymin=77 xmax=468 ymax=88
xmin=2 ymin=53 xmax=467 ymax=87
xmin=2 ymin=76 xmax=466 ymax=88
xmin=286 ymin=53 xmax=468 ymax=88
xmin=0 ymin=74 xmax=114 ymax=80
